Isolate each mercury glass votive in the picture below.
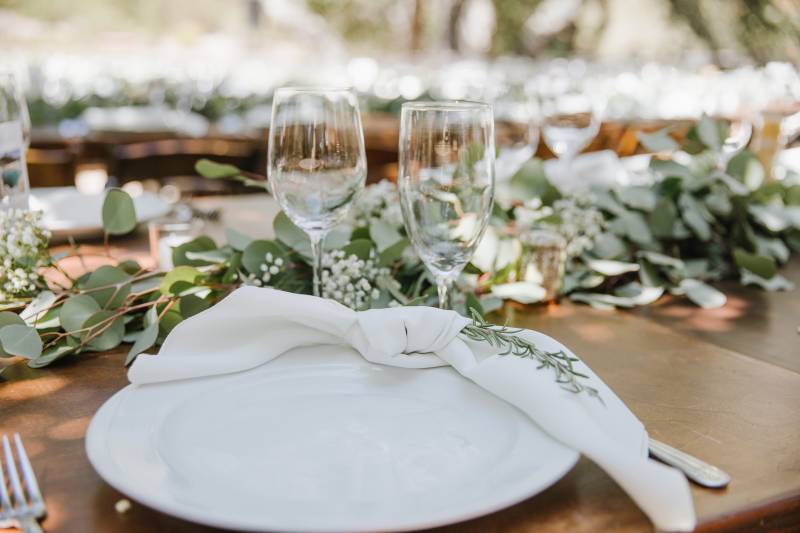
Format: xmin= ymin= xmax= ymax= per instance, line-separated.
xmin=519 ymin=228 xmax=567 ymax=302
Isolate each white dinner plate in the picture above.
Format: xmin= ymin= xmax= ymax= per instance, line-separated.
xmin=30 ymin=187 xmax=171 ymax=240
xmin=86 ymin=345 xmax=578 ymax=532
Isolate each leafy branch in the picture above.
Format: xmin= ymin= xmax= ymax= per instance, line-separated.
xmin=461 ymin=309 xmax=602 ymax=402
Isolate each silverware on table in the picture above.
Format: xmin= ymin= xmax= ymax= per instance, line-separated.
xmin=649 ymin=437 xmax=731 ymax=489
xmin=0 ymin=434 xmax=46 ymax=532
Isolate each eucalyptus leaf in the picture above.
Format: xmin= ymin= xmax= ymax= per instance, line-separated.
xmin=83 ymin=311 xmax=125 ymax=351
xmin=696 ymin=115 xmax=722 ymax=151
xmin=342 ymin=239 xmax=373 ymax=261
xmin=648 ymin=198 xmax=678 ymax=238
xmin=748 ymin=205 xmax=789 ymax=232
xmin=126 ymin=306 xmax=159 ymax=366
xmin=0 ymin=325 xmax=43 ymax=358
xmin=638 ymin=129 xmax=678 ymax=153
xmin=195 ymin=158 xmax=241 ymax=178
xmin=726 ymin=150 xmax=764 ymax=190
xmin=172 ymin=236 xmax=217 ymax=267
xmin=60 ymin=295 xmax=101 ymax=335
xmin=679 ymin=193 xmax=712 ymax=241
xmin=185 ymin=248 xmax=233 ymax=264
xmin=273 ymin=211 xmax=311 ymax=257
xmin=180 ymin=294 xmax=211 ymax=318
xmin=614 ymin=282 xmax=665 ymax=305
xmin=27 ymin=343 xmax=76 ymax=368
xmin=587 ymin=259 xmax=640 ymax=276
xmin=242 ymin=240 xmax=285 ymax=275
xmin=84 ymin=265 xmax=132 ymax=308
xmin=102 ymin=189 xmax=137 ymax=235
xmin=637 ymin=251 xmax=684 ymax=270
xmin=160 ymin=266 xmax=202 ymax=296
xmin=680 ymin=279 xmax=726 ymax=309
xmin=650 ymin=159 xmax=692 ymax=180
xmin=369 ymin=218 xmax=403 ymax=252
xmin=21 ymin=290 xmax=56 ymax=325
xmin=490 ymin=282 xmax=546 ymax=304
xmin=733 ymin=248 xmax=777 ymax=279
xmin=740 ymin=271 xmax=795 ymax=291
xmin=620 ymin=211 xmax=653 ymax=245
xmin=225 ymin=228 xmax=255 ymax=251
xmin=378 ymin=237 xmax=409 ymax=267
xmin=569 ymin=292 xmax=637 ymax=309
xmin=616 ymin=186 xmax=657 ymax=211
xmin=590 ymin=232 xmax=627 ymax=259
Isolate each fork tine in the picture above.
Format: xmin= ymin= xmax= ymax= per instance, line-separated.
xmin=13 ymin=434 xmax=43 ymax=507
xmin=1 ymin=434 xmax=28 ymax=510
xmin=0 ymin=438 xmax=12 ymax=515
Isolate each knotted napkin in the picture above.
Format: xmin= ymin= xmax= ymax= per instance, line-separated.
xmin=129 ymin=286 xmax=695 ymax=531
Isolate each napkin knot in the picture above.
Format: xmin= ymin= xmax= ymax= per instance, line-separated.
xmin=350 ymin=306 xmax=471 ymax=367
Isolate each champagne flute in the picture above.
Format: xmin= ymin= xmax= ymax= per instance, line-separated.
xmin=268 ymin=87 xmax=367 ymax=297
xmin=398 ymin=101 xmax=495 ymax=310
xmin=0 ymin=73 xmax=30 ymax=210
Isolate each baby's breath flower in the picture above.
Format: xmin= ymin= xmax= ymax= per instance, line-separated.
xmin=514 ymin=194 xmax=605 ymax=259
xmin=320 ymin=248 xmax=389 ymax=310
xmin=0 ymin=209 xmax=51 ymax=301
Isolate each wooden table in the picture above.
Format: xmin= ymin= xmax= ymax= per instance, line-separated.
xmin=2 ymin=196 xmax=799 ymax=533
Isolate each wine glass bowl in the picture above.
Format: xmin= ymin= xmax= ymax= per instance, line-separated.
xmin=0 ymin=72 xmax=30 ymax=210
xmin=530 ymin=77 xmax=601 ymax=173
xmin=268 ymin=87 xmax=366 ymax=296
xmin=398 ymin=101 xmax=495 ymax=309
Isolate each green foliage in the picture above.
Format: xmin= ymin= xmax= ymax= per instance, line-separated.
xmin=102 ymin=189 xmax=137 ymax=235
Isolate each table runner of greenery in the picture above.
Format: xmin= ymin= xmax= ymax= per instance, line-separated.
xmin=0 ymin=118 xmax=797 ymax=372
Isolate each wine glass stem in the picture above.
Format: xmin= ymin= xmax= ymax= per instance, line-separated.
xmin=436 ymin=276 xmax=453 ymax=310
xmin=309 ymin=232 xmax=326 ymax=298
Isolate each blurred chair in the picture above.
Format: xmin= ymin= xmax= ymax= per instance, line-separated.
xmin=107 ymin=138 xmax=262 ymax=195
xmin=27 ymin=141 xmax=79 ymax=188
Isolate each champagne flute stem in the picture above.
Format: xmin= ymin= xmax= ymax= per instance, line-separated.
xmin=436 ymin=276 xmax=453 ymax=310
xmin=309 ymin=232 xmax=326 ymax=298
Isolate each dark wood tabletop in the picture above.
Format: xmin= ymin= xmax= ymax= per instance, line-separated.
xmin=1 ymin=199 xmax=799 ymax=533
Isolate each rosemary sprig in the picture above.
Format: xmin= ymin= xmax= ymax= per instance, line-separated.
xmin=461 ymin=309 xmax=603 ymax=403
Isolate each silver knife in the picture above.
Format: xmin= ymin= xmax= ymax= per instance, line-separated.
xmin=649 ymin=438 xmax=731 ymax=488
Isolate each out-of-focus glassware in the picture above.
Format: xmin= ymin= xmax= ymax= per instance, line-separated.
xmin=0 ymin=73 xmax=30 ymax=210
xmin=398 ymin=101 xmax=495 ymax=310
xmin=519 ymin=229 xmax=566 ymax=303
xmin=531 ymin=74 xmax=601 ymax=179
xmin=489 ymin=81 xmax=539 ymax=185
xmin=268 ymin=87 xmax=367 ymax=297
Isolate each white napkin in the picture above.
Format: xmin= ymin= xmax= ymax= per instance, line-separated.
xmin=129 ymin=287 xmax=695 ymax=531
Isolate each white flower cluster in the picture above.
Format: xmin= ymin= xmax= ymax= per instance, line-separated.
xmin=242 ymin=251 xmax=284 ymax=287
xmin=0 ymin=209 xmax=51 ymax=301
xmin=350 ymin=180 xmax=404 ymax=229
xmin=320 ymin=249 xmax=387 ymax=310
xmin=515 ymin=195 xmax=605 ymax=258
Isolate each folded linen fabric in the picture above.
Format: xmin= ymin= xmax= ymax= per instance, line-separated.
xmin=129 ymin=286 xmax=695 ymax=531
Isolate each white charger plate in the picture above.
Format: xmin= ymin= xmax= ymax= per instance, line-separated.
xmin=86 ymin=345 xmax=578 ymax=532
xmin=30 ymin=187 xmax=171 ymax=241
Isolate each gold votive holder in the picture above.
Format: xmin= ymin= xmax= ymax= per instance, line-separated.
xmin=519 ymin=228 xmax=567 ymax=303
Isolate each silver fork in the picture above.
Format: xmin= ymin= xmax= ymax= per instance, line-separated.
xmin=0 ymin=434 xmax=46 ymax=533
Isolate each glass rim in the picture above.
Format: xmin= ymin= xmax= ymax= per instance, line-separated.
xmin=401 ymin=100 xmax=491 ymax=111
xmin=274 ymin=86 xmax=355 ymax=95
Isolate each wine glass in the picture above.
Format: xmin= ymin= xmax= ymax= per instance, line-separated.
xmin=398 ymin=101 xmax=495 ymax=310
xmin=268 ymin=87 xmax=367 ymax=297
xmin=490 ymin=82 xmax=539 ymax=184
xmin=531 ymin=75 xmax=600 ymax=178
xmin=0 ymin=72 xmax=30 ymax=210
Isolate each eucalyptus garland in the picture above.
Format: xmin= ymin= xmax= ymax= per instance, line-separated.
xmin=0 ymin=118 xmax=797 ymax=378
